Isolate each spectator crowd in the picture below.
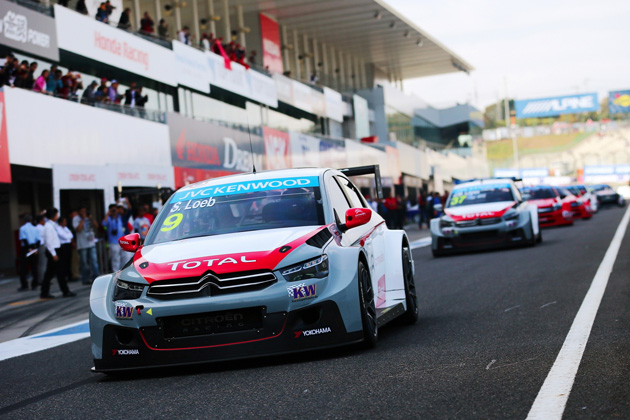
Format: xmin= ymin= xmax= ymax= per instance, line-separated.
xmin=17 ymin=198 xmax=159 ymax=298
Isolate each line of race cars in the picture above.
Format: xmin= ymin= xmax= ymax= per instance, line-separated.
xmin=430 ymin=179 xmax=626 ymax=257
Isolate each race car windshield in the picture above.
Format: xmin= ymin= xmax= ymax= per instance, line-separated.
xmin=145 ymin=187 xmax=325 ymax=245
xmin=447 ymin=184 xmax=514 ymax=208
xmin=521 ymin=186 xmax=556 ymax=199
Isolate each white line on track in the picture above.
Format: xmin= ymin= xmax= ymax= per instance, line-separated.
xmin=410 ymin=237 xmax=432 ymax=250
xmin=527 ymin=205 xmax=630 ymax=420
xmin=0 ymin=319 xmax=89 ymax=362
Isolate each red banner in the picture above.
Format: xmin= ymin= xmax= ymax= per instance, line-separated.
xmin=259 ymin=13 xmax=283 ymax=74
xmin=263 ymin=127 xmax=291 ymax=170
xmin=0 ymin=90 xmax=11 ymax=183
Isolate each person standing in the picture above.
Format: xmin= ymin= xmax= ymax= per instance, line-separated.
xmin=56 ymin=216 xmax=74 ymax=286
xmin=117 ymin=7 xmax=131 ymax=30
xmin=140 ymin=12 xmax=154 ymax=34
xmin=133 ymin=207 xmax=151 ymax=240
xmin=18 ymin=214 xmax=40 ymax=291
xmin=103 ymin=204 xmax=125 ymax=272
xmin=35 ymin=215 xmax=47 ymax=288
xmin=41 ymin=209 xmax=76 ymax=299
xmin=73 ymin=207 xmax=100 ymax=285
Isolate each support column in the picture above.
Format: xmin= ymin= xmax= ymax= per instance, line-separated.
xmin=293 ymin=29 xmax=301 ymax=80
xmin=281 ymin=25 xmax=290 ymax=74
xmin=222 ymin=0 xmax=231 ymax=41
xmin=132 ymin=0 xmax=141 ymax=31
xmin=337 ymin=49 xmax=345 ymax=91
xmin=192 ymin=0 xmax=200 ymax=44
xmin=312 ymin=38 xmax=319 ymax=83
xmin=303 ymin=35 xmax=311 ymax=81
xmin=346 ymin=55 xmax=354 ymax=90
xmin=321 ymin=42 xmax=328 ymax=86
xmin=174 ymin=0 xmax=182 ymax=34
xmin=330 ymin=46 xmax=337 ymax=90
xmin=236 ymin=5 xmax=245 ymax=47
xmin=360 ymin=60 xmax=367 ymax=89
xmin=154 ymin=0 xmax=161 ymax=23
xmin=207 ymin=0 xmax=216 ymax=36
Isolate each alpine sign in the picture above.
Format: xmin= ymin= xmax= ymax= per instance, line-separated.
xmin=515 ymin=93 xmax=599 ymax=118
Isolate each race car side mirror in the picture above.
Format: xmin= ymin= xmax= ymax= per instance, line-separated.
xmin=119 ymin=233 xmax=140 ymax=252
xmin=345 ymin=208 xmax=372 ymax=230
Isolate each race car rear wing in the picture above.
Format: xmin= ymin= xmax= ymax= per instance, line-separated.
xmin=339 ymin=165 xmax=383 ymax=199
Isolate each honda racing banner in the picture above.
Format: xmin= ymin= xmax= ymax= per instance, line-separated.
xmin=514 ymin=93 xmax=599 ymax=118
xmin=608 ymin=90 xmax=630 ymax=114
xmin=168 ymin=112 xmax=264 ymax=185
xmin=263 ymin=127 xmax=291 ymax=170
xmin=172 ymin=40 xmax=211 ymax=93
xmin=259 ymin=13 xmax=283 ymax=74
xmin=0 ymin=1 xmax=59 ymax=61
xmin=54 ymin=5 xmax=176 ymax=85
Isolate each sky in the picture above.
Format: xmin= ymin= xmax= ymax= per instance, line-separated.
xmin=387 ymin=0 xmax=630 ymax=110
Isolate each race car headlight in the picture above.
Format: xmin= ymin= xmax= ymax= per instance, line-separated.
xmin=552 ymin=203 xmax=562 ymax=211
xmin=281 ymin=255 xmax=329 ymax=282
xmin=570 ymin=201 xmax=580 ymax=207
xmin=503 ymin=210 xmax=519 ymax=221
xmin=440 ymin=217 xmax=455 ymax=228
xmin=113 ymin=279 xmax=145 ymax=301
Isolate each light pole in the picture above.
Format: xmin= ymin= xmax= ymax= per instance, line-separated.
xmin=504 ymin=77 xmax=519 ymax=172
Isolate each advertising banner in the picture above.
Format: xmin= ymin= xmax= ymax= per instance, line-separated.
xmin=323 ymin=87 xmax=343 ymax=123
xmin=515 ymin=93 xmax=599 ymax=118
xmin=206 ymin=51 xmax=278 ymax=107
xmin=54 ymin=5 xmax=176 ymax=85
xmin=353 ymin=95 xmax=370 ymax=139
xmin=290 ymin=132 xmax=320 ymax=167
xmin=4 ymin=87 xmax=171 ymax=169
xmin=273 ymin=73 xmax=294 ymax=105
xmin=168 ymin=112 xmax=264 ymax=175
xmin=172 ymin=40 xmax=211 ymax=93
xmin=263 ymin=127 xmax=291 ymax=170
xmin=608 ymin=90 xmax=630 ymax=114
xmin=0 ymin=1 xmax=59 ymax=61
xmin=259 ymin=13 xmax=283 ymax=74
xmin=319 ymin=138 xmax=346 ymax=169
xmin=107 ymin=164 xmax=174 ymax=188
xmin=52 ymin=164 xmax=105 ymax=190
xmin=0 ymin=90 xmax=11 ymax=183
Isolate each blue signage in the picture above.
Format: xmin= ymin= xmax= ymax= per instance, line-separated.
xmin=515 ymin=93 xmax=599 ymax=118
xmin=170 ymin=176 xmax=320 ymax=203
xmin=609 ymin=90 xmax=630 ymax=114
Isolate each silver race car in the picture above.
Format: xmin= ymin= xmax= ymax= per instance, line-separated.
xmin=89 ymin=166 xmax=418 ymax=372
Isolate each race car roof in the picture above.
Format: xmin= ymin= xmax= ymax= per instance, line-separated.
xmin=176 ymin=168 xmax=329 ymax=193
xmin=453 ymin=178 xmax=515 ymax=189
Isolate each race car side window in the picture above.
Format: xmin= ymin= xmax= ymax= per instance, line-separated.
xmin=335 ymin=176 xmax=366 ymax=208
xmin=327 ymin=177 xmax=351 ymax=218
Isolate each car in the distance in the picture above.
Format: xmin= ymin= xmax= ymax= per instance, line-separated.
xmin=591 ymin=184 xmax=626 ymax=207
xmin=89 ymin=167 xmax=418 ymax=372
xmin=556 ymin=186 xmax=592 ymax=220
xmin=521 ymin=185 xmax=574 ymax=227
xmin=431 ymin=178 xmax=540 ymax=257
xmin=565 ymin=185 xmax=598 ymax=214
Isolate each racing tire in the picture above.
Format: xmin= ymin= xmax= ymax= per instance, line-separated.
xmin=536 ymin=227 xmax=543 ymax=243
xmin=528 ymin=222 xmax=536 ymax=247
xmin=400 ymin=247 xmax=418 ymax=325
xmin=358 ymin=260 xmax=377 ymax=348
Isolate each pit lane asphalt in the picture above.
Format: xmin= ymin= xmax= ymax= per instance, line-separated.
xmin=0 ymin=206 xmax=628 ymax=420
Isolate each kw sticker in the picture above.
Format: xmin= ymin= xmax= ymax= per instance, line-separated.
xmin=287 ymin=283 xmax=317 ymax=302
xmin=115 ymin=304 xmax=133 ymax=319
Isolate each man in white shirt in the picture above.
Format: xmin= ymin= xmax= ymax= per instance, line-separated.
xmin=40 ymin=208 xmax=76 ymax=299
xmin=35 ymin=215 xmax=47 ymax=289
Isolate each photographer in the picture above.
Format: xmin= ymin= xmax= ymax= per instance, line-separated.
xmin=72 ymin=206 xmax=100 ymax=284
xmin=103 ymin=204 xmax=124 ymax=272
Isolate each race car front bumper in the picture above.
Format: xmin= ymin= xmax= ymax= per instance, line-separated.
xmin=92 ymin=300 xmax=361 ymax=372
xmin=537 ymin=208 xmax=573 ymax=227
xmin=430 ymin=215 xmax=534 ymax=254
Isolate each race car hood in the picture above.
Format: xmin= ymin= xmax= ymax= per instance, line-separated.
xmin=134 ymin=225 xmax=326 ymax=283
xmin=527 ymin=198 xmax=557 ymax=208
xmin=444 ymin=201 xmax=516 ymax=221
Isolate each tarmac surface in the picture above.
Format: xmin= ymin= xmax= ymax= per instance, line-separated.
xmin=0 ymin=207 xmax=628 ymax=419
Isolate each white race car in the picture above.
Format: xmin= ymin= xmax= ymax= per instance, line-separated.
xmin=89 ymin=166 xmax=418 ymax=372
xmin=431 ymin=179 xmax=541 ymax=256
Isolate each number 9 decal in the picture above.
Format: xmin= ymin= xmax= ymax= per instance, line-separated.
xmin=161 ymin=213 xmax=183 ymax=231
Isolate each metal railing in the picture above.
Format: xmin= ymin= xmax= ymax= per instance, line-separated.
xmin=7 ymin=0 xmax=53 ymax=16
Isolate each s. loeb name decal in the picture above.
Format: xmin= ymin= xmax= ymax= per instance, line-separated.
xmin=170 ymin=177 xmax=319 ymax=203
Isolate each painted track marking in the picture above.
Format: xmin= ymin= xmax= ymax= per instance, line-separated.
xmin=0 ymin=319 xmax=89 ymax=362
xmin=410 ymin=237 xmax=431 ymax=249
xmin=527 ymin=205 xmax=630 ymax=420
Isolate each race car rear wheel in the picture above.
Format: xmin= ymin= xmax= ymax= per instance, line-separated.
xmin=358 ymin=260 xmax=377 ymax=348
xmin=400 ymin=247 xmax=418 ymax=325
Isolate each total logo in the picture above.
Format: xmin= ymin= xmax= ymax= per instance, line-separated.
xmin=112 ymin=349 xmax=140 ymax=356
xmin=294 ymin=327 xmax=331 ymax=338
xmin=287 ymin=283 xmax=317 ymax=301
xmin=167 ymin=256 xmax=256 ymax=271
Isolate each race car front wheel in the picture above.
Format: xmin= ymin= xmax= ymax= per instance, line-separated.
xmin=400 ymin=247 xmax=418 ymax=325
xmin=358 ymin=260 xmax=377 ymax=348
